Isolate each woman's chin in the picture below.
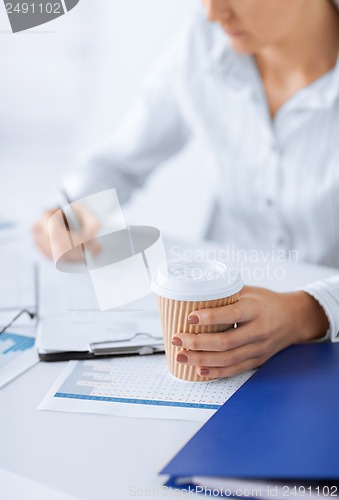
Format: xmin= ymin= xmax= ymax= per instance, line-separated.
xmin=230 ymin=39 xmax=256 ymax=54
xmin=225 ymin=33 xmax=258 ymax=55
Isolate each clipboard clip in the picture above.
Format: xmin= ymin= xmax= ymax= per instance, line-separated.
xmin=89 ymin=332 xmax=164 ymax=356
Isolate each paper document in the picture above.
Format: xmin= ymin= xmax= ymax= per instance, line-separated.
xmin=37 ymin=308 xmax=162 ymax=353
xmin=0 ymin=244 xmax=37 ymax=329
xmin=0 ymin=239 xmax=38 ymax=388
xmin=37 ymin=262 xmax=163 ymax=357
xmin=39 ymin=356 xmax=254 ymax=422
xmin=38 ymin=262 xmax=98 ymax=314
xmin=0 ymin=329 xmax=39 ymax=389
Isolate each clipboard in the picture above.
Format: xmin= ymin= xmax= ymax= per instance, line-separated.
xmin=36 ymin=299 xmax=165 ymax=362
xmin=37 ymin=330 xmax=164 ymax=362
xmin=37 ymin=191 xmax=166 ymax=362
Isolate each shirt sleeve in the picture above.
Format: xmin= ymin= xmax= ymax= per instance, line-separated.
xmin=300 ymin=276 xmax=339 ymax=342
xmin=63 ymin=23 xmax=193 ymax=205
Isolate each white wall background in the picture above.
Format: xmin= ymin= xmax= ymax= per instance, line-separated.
xmin=0 ymin=0 xmax=217 ymax=241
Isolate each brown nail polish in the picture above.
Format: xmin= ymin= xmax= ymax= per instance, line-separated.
xmin=199 ymin=368 xmax=209 ymax=376
xmin=188 ymin=315 xmax=199 ymax=325
xmin=177 ymin=353 xmax=188 ymax=363
xmin=172 ymin=336 xmax=183 ymax=347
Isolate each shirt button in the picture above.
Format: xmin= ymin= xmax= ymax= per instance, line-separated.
xmin=266 ymin=198 xmax=273 ymax=207
xmin=277 ymin=236 xmax=285 ymax=246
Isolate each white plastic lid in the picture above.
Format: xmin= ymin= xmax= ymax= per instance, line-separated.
xmin=150 ymin=260 xmax=243 ymax=302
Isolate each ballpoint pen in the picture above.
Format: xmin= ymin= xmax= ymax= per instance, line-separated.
xmin=57 ymin=185 xmax=88 ymax=266
xmin=57 ymin=185 xmax=82 ymax=234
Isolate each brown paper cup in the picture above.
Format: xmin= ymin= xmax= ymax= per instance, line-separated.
xmin=157 ymin=291 xmax=241 ymax=382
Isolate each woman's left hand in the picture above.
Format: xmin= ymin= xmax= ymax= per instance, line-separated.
xmin=172 ymin=286 xmax=329 ymax=379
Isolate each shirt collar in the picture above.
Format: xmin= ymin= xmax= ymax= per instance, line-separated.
xmin=290 ymin=55 xmax=339 ymax=111
xmin=205 ymin=33 xmax=262 ymax=102
xmin=206 ymin=31 xmax=339 ymax=111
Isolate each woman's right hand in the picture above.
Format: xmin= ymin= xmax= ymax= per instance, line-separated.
xmin=32 ymin=205 xmax=101 ymax=261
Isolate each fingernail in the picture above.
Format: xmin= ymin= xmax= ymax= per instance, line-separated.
xmin=171 ymin=336 xmax=183 ymax=347
xmin=188 ymin=314 xmax=199 ymax=325
xmin=177 ymin=353 xmax=188 ymax=363
xmin=199 ymin=368 xmax=209 ymax=376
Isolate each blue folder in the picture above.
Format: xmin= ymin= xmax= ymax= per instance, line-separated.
xmin=160 ymin=343 xmax=339 ymax=485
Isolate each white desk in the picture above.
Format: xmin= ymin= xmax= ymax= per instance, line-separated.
xmin=1 ymin=239 xmax=337 ymax=500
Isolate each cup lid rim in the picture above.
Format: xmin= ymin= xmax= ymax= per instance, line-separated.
xmin=150 ymin=259 xmax=243 ymax=302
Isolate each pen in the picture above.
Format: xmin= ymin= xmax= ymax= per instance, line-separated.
xmin=57 ymin=185 xmax=88 ymax=266
xmin=57 ymin=185 xmax=82 ymax=234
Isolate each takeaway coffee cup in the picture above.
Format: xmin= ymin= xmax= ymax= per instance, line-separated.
xmin=151 ymin=260 xmax=243 ymax=382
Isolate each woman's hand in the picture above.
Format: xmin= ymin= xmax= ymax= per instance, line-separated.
xmin=172 ymin=286 xmax=329 ymax=379
xmin=32 ymin=205 xmax=101 ymax=261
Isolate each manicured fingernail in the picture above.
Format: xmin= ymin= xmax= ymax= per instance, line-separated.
xmin=172 ymin=336 xmax=183 ymax=347
xmin=188 ymin=314 xmax=199 ymax=325
xmin=177 ymin=353 xmax=188 ymax=363
xmin=199 ymin=368 xmax=209 ymax=376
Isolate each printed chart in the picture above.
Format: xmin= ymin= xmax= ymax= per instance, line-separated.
xmin=0 ymin=331 xmax=38 ymax=389
xmin=39 ymin=355 xmax=254 ymax=422
xmin=0 ymin=332 xmax=35 ymax=369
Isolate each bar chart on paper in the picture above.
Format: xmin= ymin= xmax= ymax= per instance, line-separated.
xmin=0 ymin=332 xmax=35 ymax=369
xmin=39 ymin=355 xmax=254 ymax=422
xmin=0 ymin=332 xmax=38 ymax=389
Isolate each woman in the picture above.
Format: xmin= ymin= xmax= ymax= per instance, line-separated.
xmin=33 ymin=0 xmax=339 ymax=379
